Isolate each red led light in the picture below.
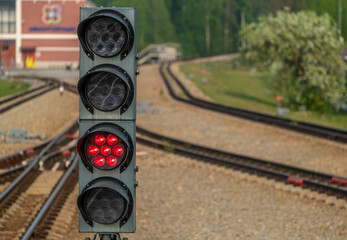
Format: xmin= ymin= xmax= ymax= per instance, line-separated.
xmin=83 ymin=132 xmax=127 ymax=170
xmin=106 ymin=156 xmax=118 ymax=167
xmin=113 ymin=145 xmax=124 ymax=156
xmin=100 ymin=145 xmax=111 ymax=156
xmin=106 ymin=134 xmax=118 ymax=146
xmin=94 ymin=134 xmax=106 ymax=146
xmin=88 ymin=145 xmax=99 ymax=156
xmin=94 ymin=155 xmax=105 ymax=166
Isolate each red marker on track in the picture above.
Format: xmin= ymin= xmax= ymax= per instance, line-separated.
xmin=331 ymin=177 xmax=347 ymax=186
xmin=25 ymin=149 xmax=34 ymax=156
xmin=62 ymin=150 xmax=71 ymax=157
xmin=287 ymin=176 xmax=304 ymax=187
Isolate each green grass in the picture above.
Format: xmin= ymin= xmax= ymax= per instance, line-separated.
xmin=0 ymin=79 xmax=30 ymax=98
xmin=179 ymin=61 xmax=347 ymax=130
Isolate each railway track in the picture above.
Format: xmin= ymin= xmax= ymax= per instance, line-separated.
xmin=0 ymin=76 xmax=81 ymax=239
xmin=136 ymin=126 xmax=347 ymax=199
xmin=0 ymin=70 xmax=346 ymax=239
xmin=0 ymin=78 xmax=59 ymax=114
xmin=160 ymin=63 xmax=347 ymax=143
xmin=21 ymin=153 xmax=78 ymax=240
xmin=0 ymin=119 xmax=78 ymax=240
xmin=0 ymin=127 xmax=77 ymax=170
xmin=0 ymin=119 xmax=78 ymax=198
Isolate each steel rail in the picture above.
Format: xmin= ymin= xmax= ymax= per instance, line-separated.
xmin=0 ymin=84 xmax=47 ymax=105
xmin=0 ymin=146 xmax=77 ymax=239
xmin=0 ymin=85 xmax=58 ymax=114
xmin=0 ymin=119 xmax=78 ymax=203
xmin=2 ymin=70 xmax=344 ymax=239
xmin=0 ymin=76 xmax=78 ymax=167
xmin=0 ymin=138 xmax=50 ymax=168
xmin=64 ymin=83 xmax=78 ymax=95
xmin=136 ymin=126 xmax=341 ymax=182
xmin=0 ymin=121 xmax=77 ymax=170
xmin=22 ymin=154 xmax=78 ymax=240
xmin=0 ymin=159 xmax=32 ymax=179
xmin=161 ymin=63 xmax=347 ymax=143
xmin=0 ymin=76 xmax=79 ymax=239
xmin=136 ymin=126 xmax=347 ymax=198
xmin=0 ymin=80 xmax=78 ymax=173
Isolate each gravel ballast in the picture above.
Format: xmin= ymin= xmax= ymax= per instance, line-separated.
xmin=1 ymin=67 xmax=346 ymax=240
xmin=0 ymin=89 xmax=78 ymax=157
xmin=137 ymin=64 xmax=347 ymax=177
xmin=66 ymin=145 xmax=346 ymax=240
xmin=130 ymin=146 xmax=347 ymax=240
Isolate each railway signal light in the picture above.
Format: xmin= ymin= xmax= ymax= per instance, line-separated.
xmin=76 ymin=7 xmax=137 ymax=235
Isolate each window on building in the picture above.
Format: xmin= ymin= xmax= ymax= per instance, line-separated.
xmin=0 ymin=0 xmax=16 ymax=34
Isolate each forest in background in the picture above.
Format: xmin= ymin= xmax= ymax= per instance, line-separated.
xmin=93 ymin=0 xmax=347 ymax=58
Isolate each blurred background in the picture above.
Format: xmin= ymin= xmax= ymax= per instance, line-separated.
xmin=1 ymin=0 xmax=346 ymax=128
xmin=93 ymin=0 xmax=347 ymax=59
xmin=0 ymin=1 xmax=346 ymax=239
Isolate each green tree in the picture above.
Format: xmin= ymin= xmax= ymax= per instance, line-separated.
xmin=240 ymin=10 xmax=346 ymax=111
xmin=91 ymin=0 xmax=346 ymax=59
xmin=92 ymin=0 xmax=175 ymax=51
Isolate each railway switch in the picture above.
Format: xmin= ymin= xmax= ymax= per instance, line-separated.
xmin=76 ymin=7 xmax=137 ymax=237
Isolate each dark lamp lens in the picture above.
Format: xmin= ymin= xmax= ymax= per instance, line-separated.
xmin=94 ymin=156 xmax=105 ymax=167
xmin=86 ymin=17 xmax=127 ymax=57
xmin=100 ymin=145 xmax=111 ymax=156
xmin=88 ymin=145 xmax=99 ymax=156
xmin=106 ymin=156 xmax=117 ymax=167
xmin=86 ymin=72 xmax=127 ymax=112
xmin=85 ymin=188 xmax=126 ymax=224
xmin=94 ymin=134 xmax=106 ymax=145
xmin=112 ymin=146 xmax=124 ymax=156
xmin=106 ymin=134 xmax=118 ymax=146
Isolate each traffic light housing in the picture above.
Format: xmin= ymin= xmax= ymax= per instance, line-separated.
xmin=77 ymin=7 xmax=137 ymax=234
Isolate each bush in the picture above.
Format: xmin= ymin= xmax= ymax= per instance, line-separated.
xmin=240 ymin=9 xmax=346 ymax=112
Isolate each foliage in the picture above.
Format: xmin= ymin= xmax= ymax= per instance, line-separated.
xmin=92 ymin=0 xmax=175 ymax=51
xmin=240 ymin=10 xmax=346 ymax=111
xmin=163 ymin=139 xmax=174 ymax=153
xmin=0 ymin=79 xmax=29 ymax=98
xmin=91 ymin=0 xmax=347 ymax=59
xmin=180 ymin=61 xmax=347 ymax=130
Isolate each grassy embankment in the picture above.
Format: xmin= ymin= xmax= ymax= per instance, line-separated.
xmin=179 ymin=61 xmax=347 ymax=130
xmin=0 ymin=79 xmax=30 ymax=98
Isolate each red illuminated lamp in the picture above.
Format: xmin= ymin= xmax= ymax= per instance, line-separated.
xmin=107 ymin=156 xmax=118 ymax=167
xmin=88 ymin=145 xmax=99 ymax=156
xmin=80 ymin=131 xmax=129 ymax=170
xmin=106 ymin=134 xmax=118 ymax=146
xmin=100 ymin=145 xmax=111 ymax=156
xmin=94 ymin=156 xmax=105 ymax=167
xmin=94 ymin=134 xmax=106 ymax=145
xmin=113 ymin=146 xmax=124 ymax=156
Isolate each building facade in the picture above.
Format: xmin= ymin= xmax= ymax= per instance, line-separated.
xmin=0 ymin=0 xmax=94 ymax=69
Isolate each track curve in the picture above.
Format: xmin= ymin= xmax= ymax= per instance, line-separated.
xmin=161 ymin=62 xmax=347 ymax=143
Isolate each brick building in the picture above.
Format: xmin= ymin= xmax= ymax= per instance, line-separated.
xmin=0 ymin=0 xmax=94 ymax=69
